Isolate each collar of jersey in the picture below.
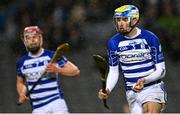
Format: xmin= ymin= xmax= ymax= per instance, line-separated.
xmin=28 ymin=48 xmax=44 ymax=58
xmin=124 ymin=27 xmax=141 ymax=39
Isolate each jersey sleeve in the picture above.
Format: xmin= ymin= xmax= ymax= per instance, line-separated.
xmin=108 ymin=40 xmax=119 ymax=66
xmin=16 ymin=61 xmax=24 ymax=78
xmin=56 ymin=56 xmax=68 ymax=67
xmin=148 ymin=32 xmax=165 ymax=64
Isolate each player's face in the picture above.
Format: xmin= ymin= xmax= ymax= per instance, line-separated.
xmin=114 ymin=17 xmax=131 ymax=34
xmin=24 ymin=33 xmax=42 ymax=54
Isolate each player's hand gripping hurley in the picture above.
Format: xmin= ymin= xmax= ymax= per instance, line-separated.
xmin=17 ymin=43 xmax=70 ymax=105
xmin=93 ymin=55 xmax=110 ymax=110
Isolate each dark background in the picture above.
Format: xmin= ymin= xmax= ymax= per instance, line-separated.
xmin=0 ymin=0 xmax=180 ymax=113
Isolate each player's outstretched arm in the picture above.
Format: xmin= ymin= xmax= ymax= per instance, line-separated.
xmin=45 ymin=61 xmax=80 ymax=77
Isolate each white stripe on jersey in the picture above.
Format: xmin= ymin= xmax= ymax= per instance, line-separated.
xmin=32 ymin=94 xmax=59 ymax=106
xmin=28 ymin=81 xmax=58 ymax=91
xmin=126 ymin=82 xmax=136 ymax=86
xmin=116 ymin=49 xmax=152 ymax=63
xmin=118 ymin=38 xmax=148 ymax=47
xmin=22 ymin=66 xmax=45 ymax=80
xmin=30 ymin=88 xmax=59 ymax=99
xmin=24 ymin=56 xmax=51 ymax=65
xmin=22 ymin=65 xmax=45 ymax=74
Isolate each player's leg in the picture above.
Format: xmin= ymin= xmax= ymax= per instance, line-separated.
xmin=130 ymin=101 xmax=143 ymax=113
xmin=143 ymin=101 xmax=163 ymax=113
xmin=126 ymin=91 xmax=143 ymax=113
xmin=122 ymin=103 xmax=130 ymax=113
xmin=138 ymin=82 xmax=167 ymax=113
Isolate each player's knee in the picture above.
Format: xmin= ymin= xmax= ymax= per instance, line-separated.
xmin=143 ymin=102 xmax=162 ymax=113
xmin=146 ymin=109 xmax=161 ymax=113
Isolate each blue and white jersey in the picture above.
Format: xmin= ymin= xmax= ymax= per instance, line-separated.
xmin=16 ymin=49 xmax=67 ymax=110
xmin=108 ymin=28 xmax=164 ymax=89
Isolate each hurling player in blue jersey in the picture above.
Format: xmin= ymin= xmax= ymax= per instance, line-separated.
xmin=16 ymin=26 xmax=80 ymax=113
xmin=98 ymin=5 xmax=167 ymax=113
